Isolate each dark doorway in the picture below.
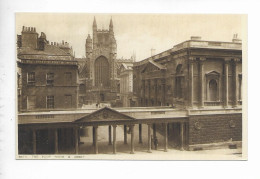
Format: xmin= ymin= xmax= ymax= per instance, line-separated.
xmin=100 ymin=93 xmax=105 ymax=101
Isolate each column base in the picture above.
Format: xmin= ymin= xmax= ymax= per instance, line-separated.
xmin=164 ymin=149 xmax=168 ymax=152
xmin=147 ymin=150 xmax=152 ymax=153
xmin=180 ymin=147 xmax=184 ymax=151
xmin=130 ymin=151 xmax=135 ymax=154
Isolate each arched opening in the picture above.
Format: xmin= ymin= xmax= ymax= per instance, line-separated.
xmin=94 ymin=56 xmax=110 ymax=87
xmin=208 ymin=79 xmax=218 ymax=101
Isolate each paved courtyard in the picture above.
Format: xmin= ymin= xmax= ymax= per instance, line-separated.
xmin=74 ymin=125 xmax=242 ymax=160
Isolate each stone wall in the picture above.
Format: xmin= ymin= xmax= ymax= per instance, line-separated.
xmin=188 ymin=113 xmax=242 ymax=145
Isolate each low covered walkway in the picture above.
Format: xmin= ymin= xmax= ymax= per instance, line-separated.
xmin=18 ymin=107 xmax=189 ymax=155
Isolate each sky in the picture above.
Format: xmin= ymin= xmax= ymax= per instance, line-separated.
xmin=16 ymin=13 xmax=245 ymax=61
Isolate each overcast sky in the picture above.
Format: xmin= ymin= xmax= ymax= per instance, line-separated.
xmin=16 ymin=13 xmax=245 ymax=61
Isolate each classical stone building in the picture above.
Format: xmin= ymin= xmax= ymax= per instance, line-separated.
xmin=77 ymin=18 xmax=134 ymax=107
xmin=17 ymin=26 xmax=78 ymax=111
xmin=133 ymin=36 xmax=242 ymax=108
xmin=132 ymin=35 xmax=242 ymax=147
xmin=118 ymin=62 xmax=134 ymax=107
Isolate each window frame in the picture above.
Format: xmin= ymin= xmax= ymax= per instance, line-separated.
xmin=46 ymin=73 xmax=54 ymax=86
xmin=46 ymin=95 xmax=54 ymax=109
xmin=27 ymin=72 xmax=36 ymax=86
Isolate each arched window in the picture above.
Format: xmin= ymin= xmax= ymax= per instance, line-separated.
xmin=208 ymin=79 xmax=218 ymax=101
xmin=94 ymin=56 xmax=110 ymax=87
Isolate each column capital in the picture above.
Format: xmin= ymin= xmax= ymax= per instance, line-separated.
xmin=233 ymin=58 xmax=241 ymax=63
xmin=112 ymin=124 xmax=117 ymax=128
xmin=199 ymin=57 xmax=206 ymax=61
xmin=93 ymin=125 xmax=99 ymax=128
xmin=189 ymin=56 xmax=196 ymax=62
xmin=224 ymin=57 xmax=232 ymax=63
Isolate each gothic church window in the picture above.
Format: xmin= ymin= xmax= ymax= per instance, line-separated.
xmin=95 ymin=56 xmax=110 ymax=87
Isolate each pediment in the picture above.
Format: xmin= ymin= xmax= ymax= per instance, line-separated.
xmin=141 ymin=60 xmax=166 ymax=73
xmin=75 ymin=107 xmax=135 ymax=123
xmin=206 ymin=70 xmax=220 ymax=76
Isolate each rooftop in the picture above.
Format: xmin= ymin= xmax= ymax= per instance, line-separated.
xmin=134 ymin=36 xmax=242 ymax=67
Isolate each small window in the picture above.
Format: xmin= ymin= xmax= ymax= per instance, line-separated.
xmin=46 ymin=73 xmax=54 ymax=86
xmin=46 ymin=96 xmax=54 ymax=109
xmin=27 ymin=72 xmax=35 ymax=86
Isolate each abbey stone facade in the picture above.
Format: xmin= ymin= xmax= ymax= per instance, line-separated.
xmin=78 ymin=18 xmax=134 ymax=107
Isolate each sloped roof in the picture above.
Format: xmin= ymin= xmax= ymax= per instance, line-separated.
xmin=18 ymin=44 xmax=71 ymax=57
xmin=148 ymin=59 xmax=166 ymax=70
xmin=141 ymin=59 xmax=166 ymax=73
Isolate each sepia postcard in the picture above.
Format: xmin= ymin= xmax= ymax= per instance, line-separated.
xmin=16 ymin=13 xmax=247 ymax=160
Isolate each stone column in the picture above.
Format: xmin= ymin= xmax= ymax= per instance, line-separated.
xmin=224 ymin=58 xmax=230 ymax=107
xmin=148 ymin=80 xmax=151 ymax=106
xmin=124 ymin=125 xmax=127 ymax=144
xmin=142 ymin=80 xmax=145 ymax=106
xmin=153 ymin=123 xmax=157 ymax=150
xmin=139 ymin=124 xmax=142 ymax=144
xmin=130 ymin=125 xmax=135 ymax=154
xmin=74 ymin=127 xmax=79 ymax=154
xmin=233 ymin=58 xmax=239 ymax=107
xmin=108 ymin=125 xmax=112 ymax=145
xmin=32 ymin=128 xmax=36 ymax=154
xmin=189 ymin=57 xmax=195 ymax=108
xmin=164 ymin=123 xmax=168 ymax=152
xmin=180 ymin=122 xmax=185 ymax=151
xmin=92 ymin=126 xmax=95 ymax=146
xmin=113 ymin=125 xmax=117 ymax=154
xmin=54 ymin=128 xmax=58 ymax=154
xmin=147 ymin=124 xmax=152 ymax=153
xmin=161 ymin=79 xmax=166 ymax=106
xmin=199 ymin=57 xmax=206 ymax=108
xmin=94 ymin=126 xmax=98 ymax=154
xmin=154 ymin=79 xmax=158 ymax=105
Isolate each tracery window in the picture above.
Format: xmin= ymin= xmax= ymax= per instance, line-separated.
xmin=94 ymin=56 xmax=110 ymax=87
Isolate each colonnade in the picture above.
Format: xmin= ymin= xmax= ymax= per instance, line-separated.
xmin=30 ymin=122 xmax=187 ymax=155
xmin=142 ymin=78 xmax=166 ymax=106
